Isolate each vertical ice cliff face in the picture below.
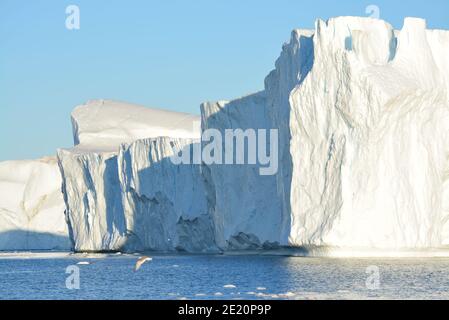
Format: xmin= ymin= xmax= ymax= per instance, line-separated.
xmin=58 ymin=99 xmax=216 ymax=252
xmin=264 ymin=28 xmax=315 ymax=245
xmin=289 ymin=17 xmax=449 ymax=249
xmin=57 ymin=150 xmax=126 ymax=251
xmin=289 ymin=17 xmax=397 ymax=247
xmin=201 ymin=93 xmax=283 ymax=249
xmin=0 ymin=157 xmax=70 ymax=250
xmin=118 ymin=138 xmax=217 ymax=252
xmin=203 ymin=16 xmax=449 ymax=251
xmin=200 ymin=29 xmax=317 ymax=250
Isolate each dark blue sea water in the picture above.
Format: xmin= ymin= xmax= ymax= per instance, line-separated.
xmin=0 ymin=253 xmax=448 ymax=299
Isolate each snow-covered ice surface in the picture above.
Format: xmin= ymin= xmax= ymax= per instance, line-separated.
xmin=70 ymin=99 xmax=199 ymax=153
xmin=1 ymin=254 xmax=449 ymax=299
xmin=0 ymin=158 xmax=70 ymax=250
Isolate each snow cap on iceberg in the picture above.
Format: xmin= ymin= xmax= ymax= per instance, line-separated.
xmin=70 ymin=99 xmax=201 ymax=153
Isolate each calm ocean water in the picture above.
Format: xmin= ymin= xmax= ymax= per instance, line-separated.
xmin=0 ymin=253 xmax=448 ymax=299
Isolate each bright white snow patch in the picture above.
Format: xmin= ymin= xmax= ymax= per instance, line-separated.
xmin=0 ymin=157 xmax=70 ymax=250
xmin=70 ymin=99 xmax=200 ymax=153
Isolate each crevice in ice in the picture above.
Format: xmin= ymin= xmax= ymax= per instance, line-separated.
xmin=388 ymin=35 xmax=398 ymax=61
xmin=344 ymin=36 xmax=353 ymax=51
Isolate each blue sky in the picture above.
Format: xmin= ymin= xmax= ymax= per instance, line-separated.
xmin=1 ymin=0 xmax=448 ymax=160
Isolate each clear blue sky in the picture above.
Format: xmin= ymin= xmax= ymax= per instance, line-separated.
xmin=1 ymin=0 xmax=448 ymax=160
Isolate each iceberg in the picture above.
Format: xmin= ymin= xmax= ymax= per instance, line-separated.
xmin=3 ymin=16 xmax=449 ymax=255
xmin=57 ymin=99 xmax=217 ymax=252
xmin=202 ymin=17 xmax=449 ymax=251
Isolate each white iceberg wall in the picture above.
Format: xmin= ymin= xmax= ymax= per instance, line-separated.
xmin=0 ymin=157 xmax=70 ymax=250
xmin=118 ymin=137 xmax=217 ymax=252
xmin=57 ymin=150 xmax=127 ymax=251
xmin=201 ymin=92 xmax=283 ymax=249
xmin=58 ymin=99 xmax=215 ymax=252
xmin=289 ymin=17 xmax=394 ymax=246
xmin=264 ymin=28 xmax=315 ymax=245
xmin=200 ymin=28 xmax=318 ymax=250
xmin=203 ymin=16 xmax=449 ymax=251
xmin=289 ymin=17 xmax=449 ymax=248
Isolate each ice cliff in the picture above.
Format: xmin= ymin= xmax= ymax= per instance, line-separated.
xmin=118 ymin=138 xmax=216 ymax=252
xmin=201 ymin=16 xmax=449 ymax=251
xmin=289 ymin=17 xmax=449 ymax=249
xmin=3 ymin=16 xmax=449 ymax=255
xmin=57 ymin=99 xmax=216 ymax=252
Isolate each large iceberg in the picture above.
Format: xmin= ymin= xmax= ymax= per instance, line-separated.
xmin=201 ymin=17 xmax=449 ymax=252
xmin=57 ymin=99 xmax=216 ymax=252
xmin=3 ymin=16 xmax=449 ymax=255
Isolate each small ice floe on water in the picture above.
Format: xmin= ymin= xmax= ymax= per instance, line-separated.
xmin=255 ymin=292 xmax=280 ymax=299
xmin=279 ymin=292 xmax=296 ymax=298
xmin=223 ymin=284 xmax=237 ymax=289
xmin=172 ymin=264 xmax=179 ymax=268
xmin=246 ymin=291 xmax=256 ymax=295
xmin=195 ymin=293 xmax=206 ymax=297
xmin=214 ymin=292 xmax=223 ymax=296
xmin=256 ymin=287 xmax=267 ymax=291
xmin=76 ymin=261 xmax=90 ymax=265
xmin=254 ymin=291 xmax=296 ymax=299
xmin=134 ymin=256 xmax=152 ymax=271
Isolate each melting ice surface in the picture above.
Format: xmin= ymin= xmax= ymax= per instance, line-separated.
xmin=0 ymin=253 xmax=449 ymax=299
